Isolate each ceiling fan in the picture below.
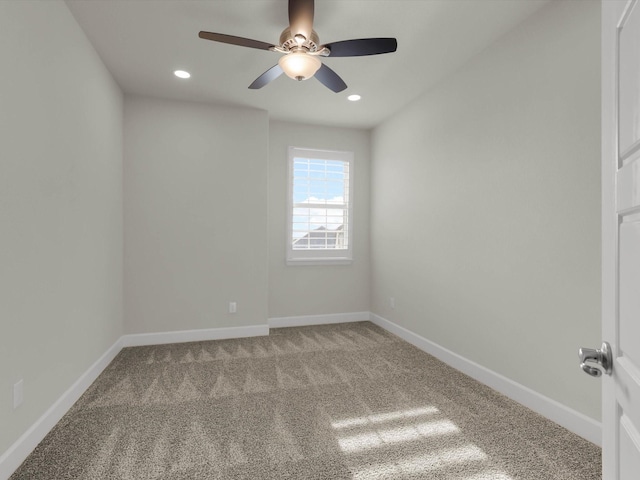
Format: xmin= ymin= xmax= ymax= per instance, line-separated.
xmin=198 ymin=0 xmax=397 ymax=93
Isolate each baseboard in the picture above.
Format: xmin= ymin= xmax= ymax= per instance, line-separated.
xmin=121 ymin=324 xmax=270 ymax=347
xmin=268 ymin=311 xmax=370 ymax=328
xmin=369 ymin=313 xmax=602 ymax=447
xmin=0 ymin=337 xmax=124 ymax=480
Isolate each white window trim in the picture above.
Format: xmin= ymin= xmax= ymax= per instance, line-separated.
xmin=286 ymin=146 xmax=354 ymax=266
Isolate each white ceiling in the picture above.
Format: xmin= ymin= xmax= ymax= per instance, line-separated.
xmin=66 ymin=0 xmax=549 ymax=129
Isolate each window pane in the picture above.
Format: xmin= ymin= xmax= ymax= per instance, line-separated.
xmin=291 ymin=156 xmax=350 ymax=250
xmin=293 ymin=158 xmax=349 ymax=206
xmin=288 ymin=148 xmax=353 ymax=261
xmin=292 ymin=224 xmax=347 ymax=250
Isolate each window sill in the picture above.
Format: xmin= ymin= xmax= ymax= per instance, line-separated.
xmin=286 ymin=258 xmax=353 ymax=266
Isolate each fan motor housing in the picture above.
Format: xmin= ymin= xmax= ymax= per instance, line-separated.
xmin=279 ymin=27 xmax=320 ymax=52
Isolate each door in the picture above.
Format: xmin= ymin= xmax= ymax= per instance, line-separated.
xmin=602 ymin=1 xmax=640 ymax=478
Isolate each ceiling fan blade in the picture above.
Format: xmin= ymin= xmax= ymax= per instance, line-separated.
xmin=314 ymin=63 xmax=347 ymax=93
xmin=324 ymin=38 xmax=398 ymax=57
xmin=289 ymin=0 xmax=314 ymax=40
xmin=199 ymin=31 xmax=274 ymax=51
xmin=249 ymin=64 xmax=284 ymax=89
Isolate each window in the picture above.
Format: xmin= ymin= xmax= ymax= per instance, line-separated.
xmin=287 ymin=146 xmax=354 ymax=265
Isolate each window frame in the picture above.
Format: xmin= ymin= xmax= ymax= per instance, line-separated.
xmin=286 ymin=146 xmax=354 ymax=266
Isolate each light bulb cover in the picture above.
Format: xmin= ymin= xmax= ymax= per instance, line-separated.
xmin=278 ymin=51 xmax=321 ymax=81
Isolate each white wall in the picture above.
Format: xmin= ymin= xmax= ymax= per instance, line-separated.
xmin=268 ymin=121 xmax=371 ymax=318
xmin=0 ymin=0 xmax=123 ymax=456
xmin=124 ymin=96 xmax=269 ymax=333
xmin=370 ymin=0 xmax=602 ymax=421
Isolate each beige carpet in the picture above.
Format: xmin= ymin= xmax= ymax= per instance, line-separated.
xmin=11 ymin=322 xmax=601 ymax=479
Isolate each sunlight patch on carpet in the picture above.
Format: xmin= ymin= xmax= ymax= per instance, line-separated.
xmin=338 ymin=419 xmax=459 ymax=452
xmin=351 ymin=445 xmax=489 ymax=478
xmin=463 ymin=471 xmax=515 ymax=480
xmin=331 ymin=406 xmax=439 ymax=429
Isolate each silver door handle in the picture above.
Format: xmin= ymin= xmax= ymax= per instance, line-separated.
xmin=578 ymin=341 xmax=612 ymax=377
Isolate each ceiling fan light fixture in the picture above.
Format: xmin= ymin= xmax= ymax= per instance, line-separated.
xmin=278 ymin=50 xmax=321 ymax=81
xmin=199 ymin=0 xmax=398 ymax=91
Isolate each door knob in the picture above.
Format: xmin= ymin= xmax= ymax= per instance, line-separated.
xmin=578 ymin=341 xmax=612 ymax=377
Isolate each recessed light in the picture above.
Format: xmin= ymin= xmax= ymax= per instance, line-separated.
xmin=347 ymin=94 xmax=361 ymax=102
xmin=174 ymin=70 xmax=191 ymax=79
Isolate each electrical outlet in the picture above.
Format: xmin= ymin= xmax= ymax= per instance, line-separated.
xmin=13 ymin=379 xmax=23 ymax=409
xmin=229 ymin=302 xmax=237 ymax=314
xmin=390 ymin=297 xmax=395 ymax=309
